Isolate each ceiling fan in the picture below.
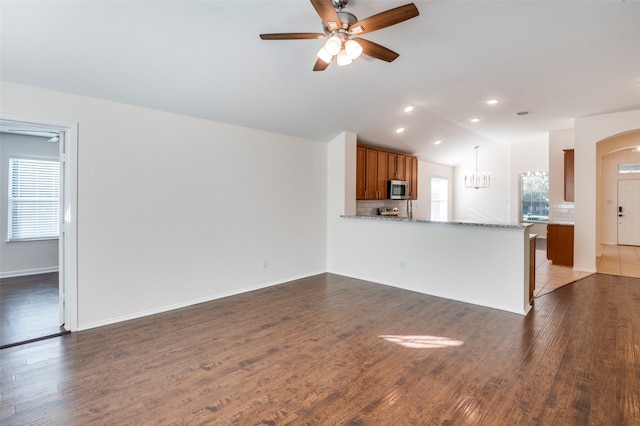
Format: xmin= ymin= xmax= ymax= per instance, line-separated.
xmin=259 ymin=0 xmax=419 ymax=71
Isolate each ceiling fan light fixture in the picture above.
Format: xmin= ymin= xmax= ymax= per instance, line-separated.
xmin=337 ymin=49 xmax=352 ymax=66
xmin=317 ymin=46 xmax=333 ymax=64
xmin=259 ymin=1 xmax=420 ymax=72
xmin=345 ymin=39 xmax=362 ymax=59
xmin=325 ymin=35 xmax=342 ymax=56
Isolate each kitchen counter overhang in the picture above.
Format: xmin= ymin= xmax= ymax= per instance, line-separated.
xmin=328 ymin=215 xmax=534 ymax=316
xmin=342 ymin=215 xmax=533 ymax=230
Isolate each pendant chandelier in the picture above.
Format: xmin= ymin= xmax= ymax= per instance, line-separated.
xmin=465 ymin=145 xmax=491 ymax=189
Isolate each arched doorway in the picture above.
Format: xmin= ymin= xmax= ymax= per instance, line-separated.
xmin=595 ymin=130 xmax=640 ymax=276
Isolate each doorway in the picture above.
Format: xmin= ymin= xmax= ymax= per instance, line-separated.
xmin=0 ymin=114 xmax=78 ymax=343
xmin=617 ymin=179 xmax=640 ymax=246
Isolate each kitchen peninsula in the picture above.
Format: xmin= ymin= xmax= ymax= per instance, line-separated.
xmin=327 ymin=133 xmax=534 ymax=317
xmin=333 ymin=215 xmax=534 ymax=315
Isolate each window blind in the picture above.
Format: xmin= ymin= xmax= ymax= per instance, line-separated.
xmin=7 ymin=157 xmax=60 ymax=241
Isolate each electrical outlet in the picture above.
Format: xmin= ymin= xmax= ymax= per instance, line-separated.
xmin=400 ymin=260 xmax=406 ymax=270
xmin=261 ymin=259 xmax=268 ymax=268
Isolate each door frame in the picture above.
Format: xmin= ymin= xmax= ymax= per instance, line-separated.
xmin=1 ymin=113 xmax=78 ymax=331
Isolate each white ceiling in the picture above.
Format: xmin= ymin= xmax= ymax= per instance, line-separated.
xmin=1 ymin=0 xmax=639 ymax=166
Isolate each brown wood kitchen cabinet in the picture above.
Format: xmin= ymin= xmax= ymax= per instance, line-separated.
xmin=356 ymin=146 xmax=366 ymax=199
xmin=357 ymin=144 xmax=418 ymax=200
xmin=388 ymin=153 xmax=406 ymax=181
xmin=407 ymin=156 xmax=418 ymax=200
xmin=356 ymin=146 xmax=388 ymax=200
xmin=547 ymin=224 xmax=574 ymax=266
xmin=564 ymin=149 xmax=574 ymax=202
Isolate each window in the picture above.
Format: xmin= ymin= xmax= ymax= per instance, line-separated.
xmin=431 ymin=177 xmax=448 ymax=221
xmin=619 ymin=164 xmax=640 ymax=174
xmin=521 ymin=172 xmax=549 ymax=222
xmin=7 ymin=157 xmax=60 ymax=241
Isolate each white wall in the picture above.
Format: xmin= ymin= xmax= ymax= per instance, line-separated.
xmin=416 ymin=159 xmax=454 ymax=221
xmin=453 ymin=144 xmax=510 ymax=223
xmin=452 ymin=140 xmax=550 ymax=227
xmin=0 ymin=133 xmax=59 ymax=277
xmin=1 ymin=82 xmax=328 ymax=329
xmin=574 ymin=109 xmax=640 ymax=272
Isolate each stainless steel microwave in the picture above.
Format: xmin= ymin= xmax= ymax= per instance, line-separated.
xmin=387 ymin=180 xmax=408 ymax=199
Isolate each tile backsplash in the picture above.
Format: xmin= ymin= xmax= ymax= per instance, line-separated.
xmin=550 ymin=202 xmax=575 ymax=223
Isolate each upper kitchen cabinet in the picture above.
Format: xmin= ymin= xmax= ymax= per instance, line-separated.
xmin=356 ymin=146 xmax=366 ymax=199
xmin=564 ymin=149 xmax=574 ymax=202
xmin=357 ymin=144 xmax=418 ymax=200
xmin=388 ymin=153 xmax=406 ymax=181
xmin=408 ymin=156 xmax=418 ymax=200
xmin=356 ymin=146 xmax=388 ymax=200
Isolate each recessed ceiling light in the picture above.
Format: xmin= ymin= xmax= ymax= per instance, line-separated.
xmin=486 ymin=99 xmax=499 ymax=105
xmin=434 ymin=140 xmax=442 ymax=145
xmin=470 ymin=118 xmax=480 ymax=123
xmin=404 ymin=106 xmax=414 ymax=113
xmin=395 ymin=127 xmax=405 ymax=133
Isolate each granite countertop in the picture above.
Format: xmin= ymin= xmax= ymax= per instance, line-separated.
xmin=341 ymin=215 xmax=533 ymax=230
xmin=547 ymin=222 xmax=575 ymax=226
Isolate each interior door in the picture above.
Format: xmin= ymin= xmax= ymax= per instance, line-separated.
xmin=617 ymin=179 xmax=640 ymax=246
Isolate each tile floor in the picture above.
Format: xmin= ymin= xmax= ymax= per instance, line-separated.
xmin=534 ymin=240 xmax=640 ymax=297
xmin=534 ymin=243 xmax=593 ymax=297
xmin=596 ymin=243 xmax=640 ymax=277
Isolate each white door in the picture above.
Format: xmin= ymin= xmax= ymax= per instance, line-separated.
xmin=617 ymin=179 xmax=640 ymax=246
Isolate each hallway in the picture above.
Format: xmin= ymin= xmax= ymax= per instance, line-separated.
xmin=597 ymin=244 xmax=640 ymax=277
xmin=534 ymin=241 xmax=640 ymax=297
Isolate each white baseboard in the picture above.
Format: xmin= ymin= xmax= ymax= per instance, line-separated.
xmin=0 ymin=267 xmax=59 ymax=280
xmin=77 ymin=270 xmax=326 ymax=332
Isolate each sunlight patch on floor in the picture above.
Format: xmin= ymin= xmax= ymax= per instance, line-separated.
xmin=380 ymin=335 xmax=464 ymax=349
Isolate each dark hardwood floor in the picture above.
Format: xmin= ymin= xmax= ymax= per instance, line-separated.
xmin=1 ymin=273 xmax=638 ymax=425
xmin=0 ymin=273 xmax=65 ymax=349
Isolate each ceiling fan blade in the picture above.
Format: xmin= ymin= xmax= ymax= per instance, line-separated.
xmin=349 ymin=3 xmax=419 ymax=35
xmin=260 ymin=33 xmax=326 ymax=40
xmin=310 ymin=0 xmax=342 ymax=31
xmin=313 ymin=57 xmax=331 ymax=72
xmin=353 ymin=38 xmax=399 ymax=62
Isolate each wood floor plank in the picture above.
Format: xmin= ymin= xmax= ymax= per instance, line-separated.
xmin=1 ymin=273 xmax=639 ymax=425
xmin=0 ymin=273 xmax=63 ymax=348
